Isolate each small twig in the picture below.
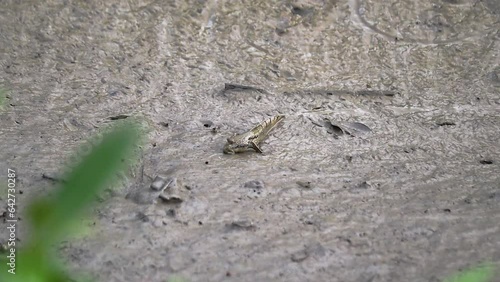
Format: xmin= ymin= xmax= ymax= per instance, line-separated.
xmin=223 ymin=83 xmax=268 ymax=94
xmin=42 ymin=173 xmax=66 ymax=183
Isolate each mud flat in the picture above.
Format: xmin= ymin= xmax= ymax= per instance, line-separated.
xmin=0 ymin=0 xmax=499 ymax=281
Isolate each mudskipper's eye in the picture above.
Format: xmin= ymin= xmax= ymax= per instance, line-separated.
xmin=227 ymin=138 xmax=235 ymax=144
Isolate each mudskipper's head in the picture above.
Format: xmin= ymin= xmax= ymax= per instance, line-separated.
xmin=223 ymin=138 xmax=237 ymax=154
xmin=223 ymin=136 xmax=249 ymax=154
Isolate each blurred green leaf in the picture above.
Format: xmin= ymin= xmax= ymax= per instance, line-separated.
xmin=27 ymin=198 xmax=53 ymax=234
xmin=0 ymin=122 xmax=142 ymax=282
xmin=167 ymin=276 xmax=187 ymax=282
xmin=444 ymin=264 xmax=495 ymax=282
xmin=34 ymin=124 xmax=140 ymax=243
xmin=0 ymin=87 xmax=6 ymax=110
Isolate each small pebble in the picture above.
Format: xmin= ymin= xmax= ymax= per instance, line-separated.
xmin=150 ymin=176 xmax=168 ymax=191
xmin=291 ymin=250 xmax=309 ymax=262
xmin=152 ymin=218 xmax=164 ymax=227
xmin=227 ymin=220 xmax=256 ymax=231
xmin=159 ymin=193 xmax=184 ymax=204
xmin=244 ymin=180 xmax=265 ymax=189
xmin=296 ymin=181 xmax=312 ymax=189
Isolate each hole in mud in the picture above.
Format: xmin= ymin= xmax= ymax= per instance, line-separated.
xmin=201 ymin=120 xmax=213 ymax=128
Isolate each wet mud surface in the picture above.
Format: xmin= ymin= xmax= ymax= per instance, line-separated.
xmin=1 ymin=0 xmax=500 ymax=281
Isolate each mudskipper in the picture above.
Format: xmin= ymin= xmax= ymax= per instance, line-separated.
xmin=223 ymin=115 xmax=285 ymax=154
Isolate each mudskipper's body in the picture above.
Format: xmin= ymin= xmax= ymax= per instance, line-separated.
xmin=223 ymin=115 xmax=285 ymax=154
